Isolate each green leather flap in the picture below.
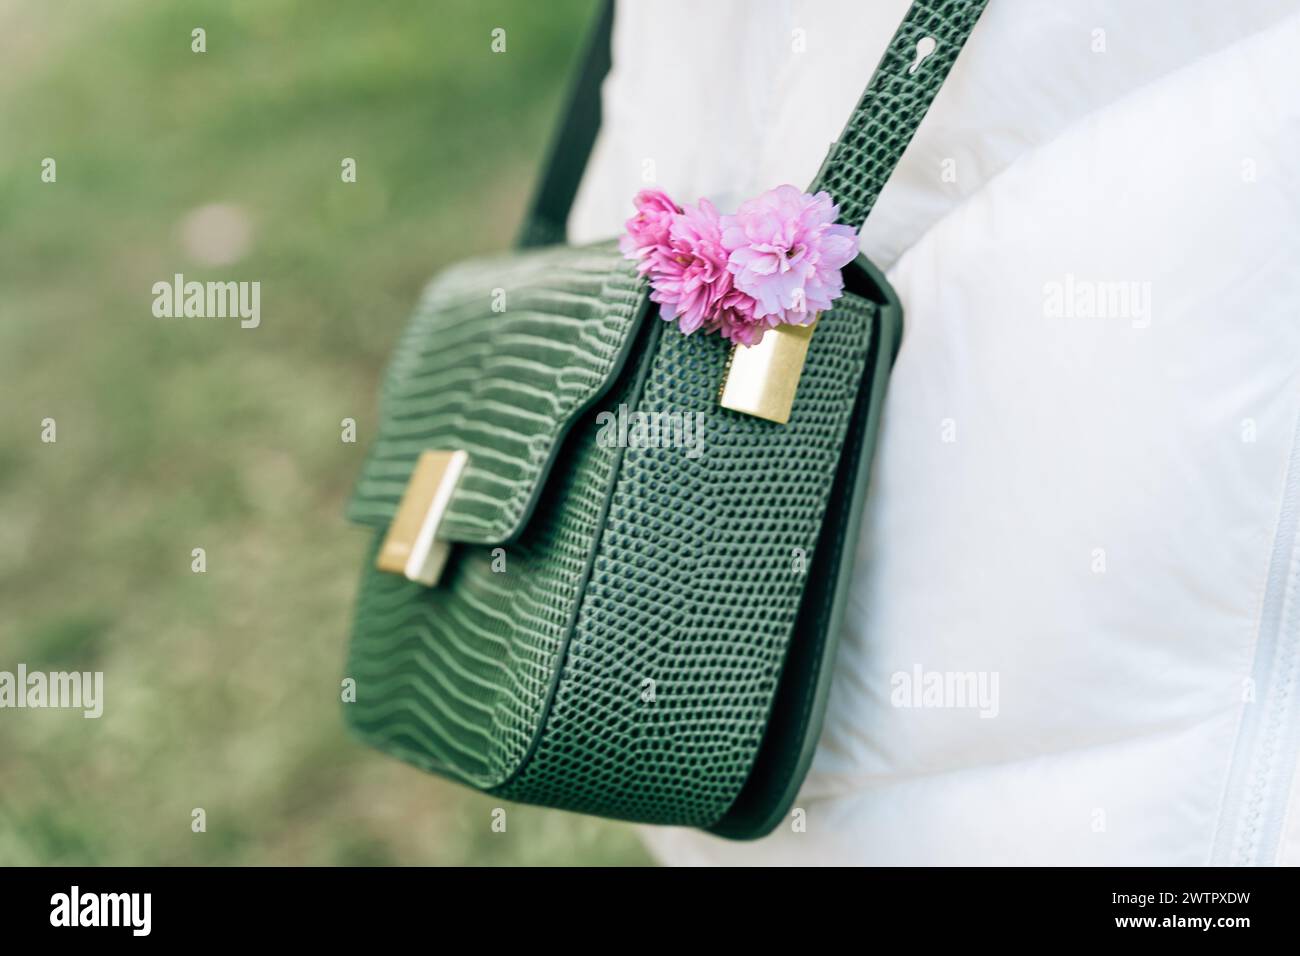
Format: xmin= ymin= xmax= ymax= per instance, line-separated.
xmin=347 ymin=240 xmax=649 ymax=545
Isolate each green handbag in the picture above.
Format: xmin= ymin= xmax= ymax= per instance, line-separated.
xmin=344 ymin=0 xmax=987 ymax=839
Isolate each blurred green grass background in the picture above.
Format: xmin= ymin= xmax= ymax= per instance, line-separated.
xmin=0 ymin=0 xmax=653 ymax=865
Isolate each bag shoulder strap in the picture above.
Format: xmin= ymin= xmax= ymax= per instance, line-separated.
xmin=518 ymin=0 xmax=987 ymax=248
xmin=517 ymin=0 xmax=615 ymax=248
xmin=810 ymin=0 xmax=987 ymax=233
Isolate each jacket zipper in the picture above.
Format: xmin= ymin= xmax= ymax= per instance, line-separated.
xmin=1213 ymin=404 xmax=1300 ymax=865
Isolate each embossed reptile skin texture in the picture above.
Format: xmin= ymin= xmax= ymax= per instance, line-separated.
xmin=347 ymin=243 xmax=646 ymax=545
xmin=491 ymin=295 xmax=875 ymax=824
xmin=344 ymin=0 xmax=986 ymax=833
xmin=347 ymin=259 xmax=875 ymax=819
xmin=810 ymin=0 xmax=988 ymax=231
xmin=347 ymin=309 xmax=643 ymax=786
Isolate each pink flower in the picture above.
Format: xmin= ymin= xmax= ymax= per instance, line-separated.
xmin=621 ymin=184 xmax=857 ymax=346
xmin=720 ymin=185 xmax=858 ymax=326
xmin=713 ymin=289 xmax=767 ymax=346
xmin=643 ymin=198 xmax=736 ymax=336
xmin=618 ymin=189 xmax=681 ymax=269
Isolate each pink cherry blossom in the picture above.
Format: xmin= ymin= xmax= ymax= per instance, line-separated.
xmin=618 ymin=188 xmax=681 ymax=269
xmin=642 ymin=198 xmax=736 ymax=335
xmin=720 ymin=185 xmax=858 ymax=325
xmin=620 ymin=184 xmax=857 ymax=345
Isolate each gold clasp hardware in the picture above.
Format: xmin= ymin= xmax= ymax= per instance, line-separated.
xmin=718 ymin=317 xmax=817 ymax=425
xmin=376 ymin=449 xmax=468 ymax=586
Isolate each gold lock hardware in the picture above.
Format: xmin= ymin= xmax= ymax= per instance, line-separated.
xmin=718 ymin=318 xmax=817 ymax=425
xmin=376 ymin=449 xmax=468 ymax=586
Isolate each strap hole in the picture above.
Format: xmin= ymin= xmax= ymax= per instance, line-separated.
xmin=908 ymin=35 xmax=937 ymax=74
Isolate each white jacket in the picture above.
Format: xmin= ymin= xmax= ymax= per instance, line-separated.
xmin=569 ymin=0 xmax=1300 ymax=865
